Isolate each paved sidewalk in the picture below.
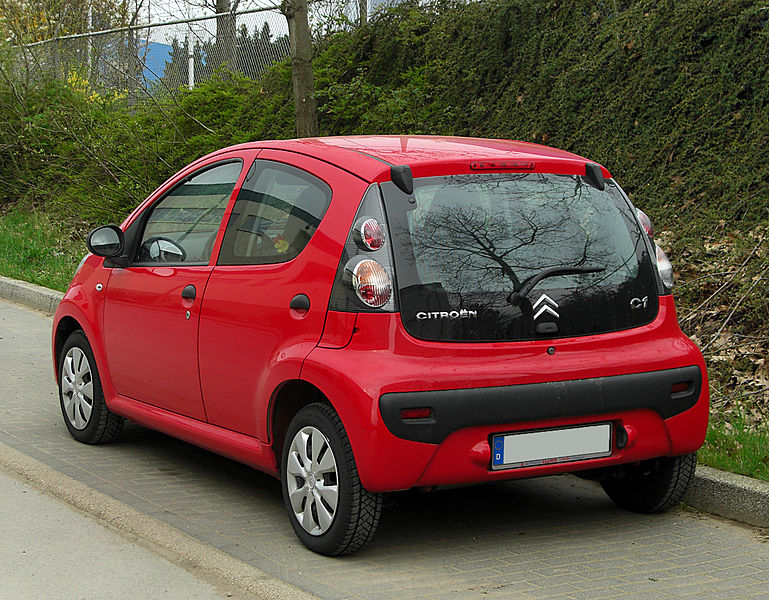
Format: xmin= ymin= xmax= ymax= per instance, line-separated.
xmin=0 ymin=463 xmax=234 ymax=600
xmin=1 ymin=297 xmax=769 ymax=599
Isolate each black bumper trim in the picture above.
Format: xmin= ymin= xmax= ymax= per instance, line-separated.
xmin=379 ymin=366 xmax=702 ymax=444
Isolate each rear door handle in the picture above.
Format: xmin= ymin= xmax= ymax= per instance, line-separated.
xmin=290 ymin=294 xmax=310 ymax=311
xmin=181 ymin=284 xmax=196 ymax=300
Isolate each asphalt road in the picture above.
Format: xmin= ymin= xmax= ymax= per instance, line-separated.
xmin=1 ymin=298 xmax=768 ymax=599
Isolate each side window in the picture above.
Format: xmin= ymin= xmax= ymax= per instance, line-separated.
xmin=136 ymin=161 xmax=242 ymax=264
xmin=218 ymin=160 xmax=332 ymax=265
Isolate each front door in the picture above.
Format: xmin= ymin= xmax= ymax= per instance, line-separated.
xmin=103 ymin=159 xmax=244 ymax=420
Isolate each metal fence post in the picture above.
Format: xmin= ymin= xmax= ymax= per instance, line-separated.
xmin=187 ymin=19 xmax=194 ymax=89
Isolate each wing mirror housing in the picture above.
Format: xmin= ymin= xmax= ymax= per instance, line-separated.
xmin=86 ymin=225 xmax=125 ymax=258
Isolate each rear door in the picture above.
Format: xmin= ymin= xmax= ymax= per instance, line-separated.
xmin=198 ymin=150 xmax=368 ymax=439
xmin=103 ymin=158 xmax=245 ymax=420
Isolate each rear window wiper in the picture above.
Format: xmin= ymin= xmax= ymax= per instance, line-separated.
xmin=508 ymin=266 xmax=605 ymax=306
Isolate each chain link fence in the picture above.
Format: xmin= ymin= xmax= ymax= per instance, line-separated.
xmin=16 ymin=8 xmax=291 ymax=99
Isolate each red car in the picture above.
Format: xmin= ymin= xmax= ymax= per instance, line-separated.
xmin=52 ymin=136 xmax=709 ymax=555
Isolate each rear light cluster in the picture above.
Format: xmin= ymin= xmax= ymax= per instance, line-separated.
xmin=636 ymin=208 xmax=674 ymax=290
xmin=329 ymin=185 xmax=398 ymax=312
xmin=354 ymin=218 xmax=386 ymax=251
xmin=348 ymin=257 xmax=391 ymax=308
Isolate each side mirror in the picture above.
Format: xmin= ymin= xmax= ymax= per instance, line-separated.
xmin=86 ymin=225 xmax=124 ymax=258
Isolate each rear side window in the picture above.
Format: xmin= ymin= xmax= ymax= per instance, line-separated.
xmin=218 ymin=160 xmax=332 ymax=265
xmin=382 ymin=173 xmax=659 ymax=342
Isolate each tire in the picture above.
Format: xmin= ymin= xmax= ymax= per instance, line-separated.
xmin=601 ymin=453 xmax=697 ymax=513
xmin=281 ymin=403 xmax=382 ymax=556
xmin=58 ymin=330 xmax=124 ymax=444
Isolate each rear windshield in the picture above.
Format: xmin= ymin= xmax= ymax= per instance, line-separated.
xmin=382 ymin=173 xmax=659 ymax=342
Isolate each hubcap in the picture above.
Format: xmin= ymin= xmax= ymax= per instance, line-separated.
xmin=286 ymin=426 xmax=339 ymax=536
xmin=61 ymin=347 xmax=94 ymax=430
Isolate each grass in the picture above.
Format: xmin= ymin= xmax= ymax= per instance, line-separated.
xmin=1 ymin=207 xmax=766 ymax=483
xmin=0 ymin=207 xmax=85 ymax=292
xmin=699 ymin=407 xmax=769 ymax=482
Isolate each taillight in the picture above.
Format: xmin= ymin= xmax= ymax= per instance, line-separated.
xmin=346 ymin=257 xmax=392 ymax=308
xmin=636 ymin=208 xmax=654 ymax=238
xmin=655 ymin=244 xmax=674 ymax=289
xmin=328 ymin=184 xmax=398 ymax=312
xmin=636 ymin=208 xmax=673 ymax=290
xmin=354 ymin=218 xmax=386 ymax=251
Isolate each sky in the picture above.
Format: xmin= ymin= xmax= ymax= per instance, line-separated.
xmin=137 ymin=0 xmax=288 ymax=49
xmin=146 ymin=0 xmax=281 ymax=23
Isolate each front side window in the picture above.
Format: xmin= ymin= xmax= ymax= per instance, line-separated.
xmin=137 ymin=161 xmax=242 ymax=264
xmin=382 ymin=173 xmax=659 ymax=342
xmin=218 ymin=160 xmax=332 ymax=265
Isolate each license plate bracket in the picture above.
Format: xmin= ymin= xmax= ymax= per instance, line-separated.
xmin=491 ymin=422 xmax=612 ymax=470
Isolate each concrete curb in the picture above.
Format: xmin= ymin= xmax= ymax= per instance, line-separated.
xmin=0 ymin=440 xmax=318 ymax=600
xmin=1 ymin=274 xmax=767 ymax=531
xmin=0 ymin=275 xmax=64 ymax=316
xmin=684 ymin=465 xmax=769 ymax=528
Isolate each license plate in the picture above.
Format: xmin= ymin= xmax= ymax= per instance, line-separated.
xmin=491 ymin=423 xmax=612 ymax=470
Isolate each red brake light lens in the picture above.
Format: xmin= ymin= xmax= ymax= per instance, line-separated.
xmin=356 ymin=218 xmax=386 ymax=251
xmin=470 ymin=161 xmax=535 ymax=171
xmin=350 ymin=258 xmax=392 ymax=308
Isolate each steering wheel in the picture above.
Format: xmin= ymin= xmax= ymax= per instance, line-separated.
xmin=138 ymin=237 xmax=187 ymax=263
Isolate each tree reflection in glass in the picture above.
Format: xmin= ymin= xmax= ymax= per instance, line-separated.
xmin=388 ymin=173 xmax=657 ymax=341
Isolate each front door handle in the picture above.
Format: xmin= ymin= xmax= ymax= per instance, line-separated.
xmin=181 ymin=284 xmax=196 ymax=300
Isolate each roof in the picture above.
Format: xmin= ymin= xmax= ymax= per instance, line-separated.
xmin=221 ymin=135 xmax=610 ymax=182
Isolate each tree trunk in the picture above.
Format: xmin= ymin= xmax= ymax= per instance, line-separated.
xmin=216 ymin=0 xmax=236 ymax=70
xmin=281 ymin=0 xmax=318 ymax=138
xmin=359 ymin=0 xmax=367 ymax=27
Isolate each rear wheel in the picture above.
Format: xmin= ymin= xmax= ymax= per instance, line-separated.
xmin=281 ymin=403 xmax=382 ymax=555
xmin=59 ymin=331 xmax=123 ymax=444
xmin=601 ymin=453 xmax=697 ymax=513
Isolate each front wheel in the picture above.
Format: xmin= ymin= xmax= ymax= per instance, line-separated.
xmin=601 ymin=453 xmax=697 ymax=513
xmin=281 ymin=403 xmax=382 ymax=556
xmin=59 ymin=330 xmax=124 ymax=444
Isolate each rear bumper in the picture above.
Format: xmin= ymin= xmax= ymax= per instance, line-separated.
xmin=380 ymin=365 xmax=702 ymax=444
xmin=300 ymin=296 xmax=709 ymax=493
xmin=411 ymin=401 xmax=708 ymax=488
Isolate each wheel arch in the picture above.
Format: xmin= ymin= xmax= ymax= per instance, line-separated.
xmin=54 ymin=316 xmax=85 ymax=378
xmin=269 ymin=379 xmax=331 ymax=470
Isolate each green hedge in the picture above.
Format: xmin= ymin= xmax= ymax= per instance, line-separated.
xmin=2 ymin=0 xmax=766 ymax=229
xmin=313 ymin=0 xmax=769 ymax=229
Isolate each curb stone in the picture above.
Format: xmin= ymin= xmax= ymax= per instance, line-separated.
xmin=0 ymin=275 xmax=64 ymax=315
xmin=684 ymin=465 xmax=769 ymax=528
xmin=1 ymin=274 xmax=767 ymax=530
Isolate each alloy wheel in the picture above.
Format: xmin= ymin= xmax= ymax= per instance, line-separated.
xmin=61 ymin=347 xmax=94 ymax=430
xmin=285 ymin=426 xmax=339 ymax=535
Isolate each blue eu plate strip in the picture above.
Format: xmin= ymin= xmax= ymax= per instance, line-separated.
xmin=492 ymin=436 xmax=504 ymax=467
